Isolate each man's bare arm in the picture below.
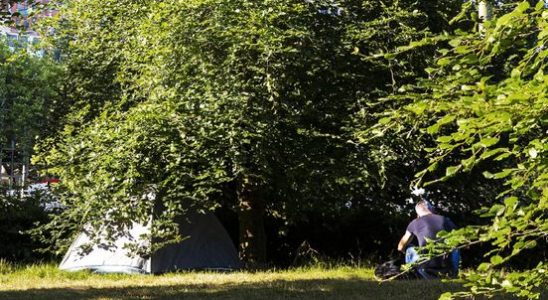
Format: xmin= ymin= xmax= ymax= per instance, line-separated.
xmin=397 ymin=231 xmax=412 ymax=252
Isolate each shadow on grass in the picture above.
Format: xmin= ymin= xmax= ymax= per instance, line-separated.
xmin=0 ymin=278 xmax=470 ymax=300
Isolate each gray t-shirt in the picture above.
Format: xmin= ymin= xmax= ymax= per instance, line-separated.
xmin=406 ymin=214 xmax=456 ymax=247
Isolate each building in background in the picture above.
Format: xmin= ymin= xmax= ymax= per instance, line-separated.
xmin=0 ymin=1 xmax=58 ymax=188
xmin=0 ymin=0 xmax=58 ymax=54
xmin=9 ymin=0 xmax=57 ymax=28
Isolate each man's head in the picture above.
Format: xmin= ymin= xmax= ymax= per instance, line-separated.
xmin=415 ymin=199 xmax=433 ymax=217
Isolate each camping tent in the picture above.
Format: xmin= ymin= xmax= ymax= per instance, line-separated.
xmin=59 ymin=211 xmax=241 ymax=274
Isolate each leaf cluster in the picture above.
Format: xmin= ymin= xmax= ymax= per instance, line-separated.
xmin=363 ymin=1 xmax=547 ymax=298
xmin=35 ymin=0 xmax=383 ymax=253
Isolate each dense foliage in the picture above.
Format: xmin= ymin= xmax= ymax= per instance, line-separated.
xmin=34 ymin=0 xmax=464 ymax=266
xmin=3 ymin=0 xmax=545 ymax=298
xmin=0 ymin=191 xmax=52 ymax=262
xmin=0 ymin=43 xmax=61 ymax=166
xmin=363 ymin=1 xmax=547 ymax=298
xmin=0 ymin=41 xmax=61 ymax=262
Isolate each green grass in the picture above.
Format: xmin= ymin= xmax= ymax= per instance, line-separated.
xmin=0 ymin=262 xmax=469 ymax=300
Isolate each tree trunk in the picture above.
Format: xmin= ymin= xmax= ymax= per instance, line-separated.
xmin=237 ymin=178 xmax=267 ymax=268
xmin=478 ymin=1 xmax=492 ymax=33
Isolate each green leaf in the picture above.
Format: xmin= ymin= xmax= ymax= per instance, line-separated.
xmin=448 ymin=38 xmax=461 ymax=48
xmin=480 ymin=148 xmax=506 ymax=160
xmin=494 ymin=152 xmax=513 ymax=161
xmin=427 ymin=123 xmax=440 ymax=134
xmin=445 ymin=165 xmax=461 ymax=177
xmin=439 ymin=115 xmax=456 ymax=126
xmin=504 ymin=197 xmax=518 ymax=209
xmin=478 ymin=137 xmax=500 ymax=148
xmin=483 ymin=171 xmax=494 ymax=179
xmin=485 ymin=204 xmax=505 ymax=217
xmin=478 ymin=262 xmax=491 ymax=272
xmin=439 ymin=292 xmax=454 ymax=300
xmin=461 ymin=156 xmax=476 ymax=170
xmin=493 ymin=169 xmax=513 ymax=179
xmin=496 ymin=14 xmax=512 ymax=27
xmin=524 ymin=240 xmax=537 ymax=249
xmin=437 ymin=136 xmax=453 ymax=143
xmin=490 ymin=255 xmax=504 ymax=265
xmin=515 ymin=1 xmax=530 ymax=13
xmin=427 ymin=162 xmax=439 ymax=172
xmin=405 ymin=102 xmax=428 ymax=115
xmin=437 ymin=57 xmax=451 ymax=66
xmin=510 ymin=68 xmax=521 ymax=78
xmin=378 ymin=117 xmax=391 ymax=125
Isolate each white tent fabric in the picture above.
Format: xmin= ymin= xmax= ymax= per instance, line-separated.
xmin=59 ymin=212 xmax=240 ymax=274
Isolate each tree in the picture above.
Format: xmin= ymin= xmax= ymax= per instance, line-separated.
xmin=36 ymin=0 xmax=467 ymax=266
xmin=0 ymin=41 xmax=61 ymax=183
xmin=362 ymin=1 xmax=547 ymax=298
xmin=0 ymin=39 xmax=62 ymax=262
xmin=348 ymin=0 xmax=476 ymax=234
xmin=37 ymin=0 xmax=367 ymax=266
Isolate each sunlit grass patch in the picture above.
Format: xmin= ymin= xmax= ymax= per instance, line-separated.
xmin=0 ymin=262 xmax=468 ymax=300
xmin=0 ymin=259 xmax=15 ymax=274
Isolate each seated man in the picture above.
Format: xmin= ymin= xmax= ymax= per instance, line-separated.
xmin=397 ymin=200 xmax=459 ymax=278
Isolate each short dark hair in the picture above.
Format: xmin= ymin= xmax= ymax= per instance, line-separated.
xmin=415 ymin=199 xmax=433 ymax=212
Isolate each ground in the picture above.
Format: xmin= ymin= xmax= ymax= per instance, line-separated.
xmin=0 ymin=264 xmax=478 ymax=300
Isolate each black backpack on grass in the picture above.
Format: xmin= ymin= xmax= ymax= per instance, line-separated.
xmin=374 ymin=257 xmax=419 ymax=280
